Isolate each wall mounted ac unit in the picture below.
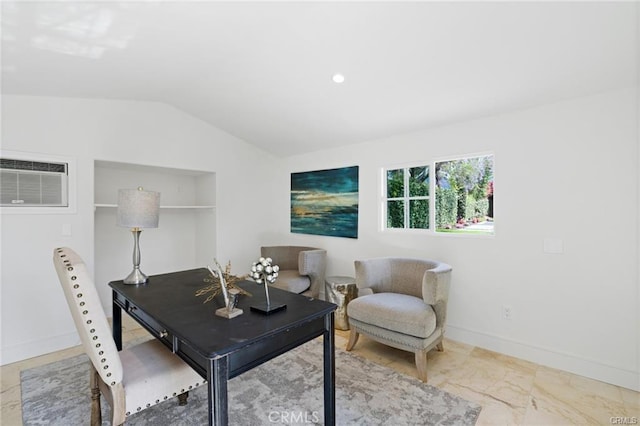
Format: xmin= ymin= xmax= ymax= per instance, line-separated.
xmin=0 ymin=158 xmax=68 ymax=207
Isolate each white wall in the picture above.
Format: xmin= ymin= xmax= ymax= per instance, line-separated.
xmin=273 ymin=87 xmax=639 ymax=391
xmin=0 ymin=95 xmax=279 ymax=364
xmin=2 ymin=90 xmax=637 ymax=391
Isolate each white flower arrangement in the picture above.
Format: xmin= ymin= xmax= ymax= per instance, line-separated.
xmin=250 ymin=257 xmax=280 ymax=284
xmin=249 ymin=256 xmax=286 ymax=313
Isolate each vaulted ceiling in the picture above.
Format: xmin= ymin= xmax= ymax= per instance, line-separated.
xmin=2 ymin=2 xmax=637 ymax=156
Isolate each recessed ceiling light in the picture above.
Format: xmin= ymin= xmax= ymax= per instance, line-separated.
xmin=332 ymin=73 xmax=345 ymax=84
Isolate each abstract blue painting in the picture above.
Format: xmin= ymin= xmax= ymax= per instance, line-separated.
xmin=291 ymin=166 xmax=358 ymax=239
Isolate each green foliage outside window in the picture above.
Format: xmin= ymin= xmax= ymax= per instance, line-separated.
xmin=435 ymin=187 xmax=457 ymax=228
xmin=409 ymin=199 xmax=428 ymax=228
xmin=435 ymin=155 xmax=493 ymax=234
xmin=385 ymin=167 xmax=429 ymax=229
xmin=387 ymin=200 xmax=404 ymax=228
xmin=387 ymin=169 xmax=405 ymax=228
xmin=408 ymin=167 xmax=429 ymax=197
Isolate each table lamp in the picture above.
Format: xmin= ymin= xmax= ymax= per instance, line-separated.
xmin=117 ymin=187 xmax=160 ymax=284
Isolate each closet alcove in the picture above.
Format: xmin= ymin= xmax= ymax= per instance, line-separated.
xmin=94 ymin=160 xmax=216 ymax=312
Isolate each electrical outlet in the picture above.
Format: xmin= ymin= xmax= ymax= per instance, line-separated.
xmin=502 ymin=305 xmax=513 ymax=320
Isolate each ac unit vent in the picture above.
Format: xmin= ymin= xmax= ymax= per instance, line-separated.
xmin=0 ymin=158 xmax=68 ymax=207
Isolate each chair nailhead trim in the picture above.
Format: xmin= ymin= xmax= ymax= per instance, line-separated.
xmin=67 ymin=267 xmax=74 ymax=271
xmin=71 ymin=276 xmax=77 ymax=280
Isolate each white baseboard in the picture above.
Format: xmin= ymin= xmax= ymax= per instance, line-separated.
xmin=446 ymin=325 xmax=640 ymax=392
xmin=0 ymin=316 xmax=144 ymax=366
xmin=0 ymin=331 xmax=80 ymax=366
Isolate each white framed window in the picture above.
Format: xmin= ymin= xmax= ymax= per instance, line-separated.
xmin=382 ymin=154 xmax=494 ymax=235
xmin=0 ymin=150 xmax=76 ymax=214
xmin=383 ymin=165 xmax=430 ymax=230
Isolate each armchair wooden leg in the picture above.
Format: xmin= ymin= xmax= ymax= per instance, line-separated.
xmin=415 ymin=349 xmax=429 ymax=383
xmin=178 ymin=392 xmax=189 ymax=406
xmin=345 ymin=328 xmax=359 ymax=351
xmin=89 ymin=367 xmax=102 ymax=426
xmin=436 ymin=341 xmax=444 ymax=352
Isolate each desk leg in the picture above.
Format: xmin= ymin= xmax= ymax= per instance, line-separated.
xmin=112 ymin=290 xmax=122 ymax=351
xmin=207 ymin=357 xmax=229 ymax=426
xmin=324 ymin=312 xmax=335 ymax=425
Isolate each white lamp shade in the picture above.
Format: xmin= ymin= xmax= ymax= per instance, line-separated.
xmin=117 ymin=188 xmax=160 ymax=228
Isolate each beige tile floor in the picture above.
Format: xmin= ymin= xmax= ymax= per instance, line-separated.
xmin=1 ymin=318 xmax=638 ymax=425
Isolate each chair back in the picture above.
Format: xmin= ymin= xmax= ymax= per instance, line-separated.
xmin=389 ymin=258 xmax=441 ymax=298
xmin=53 ymin=247 xmax=123 ymax=387
xmin=261 ymin=246 xmax=317 ymax=270
xmin=355 ymin=257 xmax=450 ymax=296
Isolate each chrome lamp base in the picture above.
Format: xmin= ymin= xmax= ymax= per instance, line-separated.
xmin=123 ymin=228 xmax=148 ymax=285
xmin=124 ymin=267 xmax=148 ymax=285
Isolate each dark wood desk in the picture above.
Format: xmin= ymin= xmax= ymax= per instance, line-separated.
xmin=109 ymin=268 xmax=336 ymax=425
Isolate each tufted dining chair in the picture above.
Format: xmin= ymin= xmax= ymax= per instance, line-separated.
xmin=260 ymin=246 xmax=326 ymax=298
xmin=53 ymin=247 xmax=205 ymax=426
xmin=346 ymin=257 xmax=452 ymax=382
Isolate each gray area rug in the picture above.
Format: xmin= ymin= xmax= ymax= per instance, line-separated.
xmin=22 ymin=338 xmax=481 ymax=425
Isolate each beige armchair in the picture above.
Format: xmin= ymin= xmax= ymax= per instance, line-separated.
xmin=260 ymin=246 xmax=326 ymax=298
xmin=346 ymin=257 xmax=452 ymax=382
xmin=53 ymin=247 xmax=204 ymax=425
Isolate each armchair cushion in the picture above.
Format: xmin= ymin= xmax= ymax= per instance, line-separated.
xmin=270 ymin=270 xmax=310 ymax=294
xmin=260 ymin=246 xmax=326 ymax=298
xmin=348 ymin=293 xmax=436 ymax=339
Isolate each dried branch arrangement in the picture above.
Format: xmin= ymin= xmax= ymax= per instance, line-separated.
xmin=195 ymin=259 xmax=251 ymax=304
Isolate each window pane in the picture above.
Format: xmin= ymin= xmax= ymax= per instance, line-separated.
xmin=387 ymin=200 xmax=404 ymax=228
xmin=409 ymin=166 xmax=429 ymax=197
xmin=435 ymin=155 xmax=493 ymax=234
xmin=409 ymin=199 xmax=429 ymax=229
xmin=387 ymin=169 xmax=404 ymax=198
